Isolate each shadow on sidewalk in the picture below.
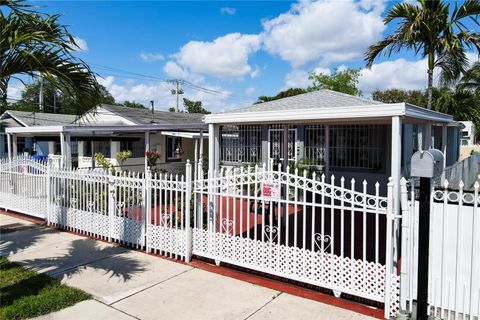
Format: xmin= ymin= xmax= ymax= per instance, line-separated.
xmin=20 ymin=238 xmax=148 ymax=281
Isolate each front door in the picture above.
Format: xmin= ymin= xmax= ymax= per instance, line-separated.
xmin=268 ymin=127 xmax=297 ymax=166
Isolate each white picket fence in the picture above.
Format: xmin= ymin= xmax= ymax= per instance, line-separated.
xmin=400 ymin=178 xmax=480 ymax=320
xmin=0 ymin=156 xmax=192 ymax=261
xmin=192 ymin=163 xmax=400 ymax=318
xmin=3 ymin=156 xmax=479 ymax=319
xmin=0 ymin=156 xmax=48 ymax=218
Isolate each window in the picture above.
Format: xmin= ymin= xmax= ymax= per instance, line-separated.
xmin=329 ymin=125 xmax=385 ymax=171
xmin=304 ymin=125 xmax=326 ymax=166
xmin=17 ymin=137 xmax=26 ymax=153
xmin=96 ymin=141 xmax=111 ymax=158
xmin=220 ymin=125 xmax=262 ymax=164
xmin=166 ymin=137 xmax=182 ymax=161
xmin=83 ymin=141 xmax=92 ymax=157
xmin=120 ymin=139 xmax=144 ymax=157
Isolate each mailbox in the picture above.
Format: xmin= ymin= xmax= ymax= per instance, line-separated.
xmin=411 ymin=149 xmax=444 ymax=178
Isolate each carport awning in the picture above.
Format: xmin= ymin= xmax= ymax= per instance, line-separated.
xmin=160 ymin=131 xmax=208 ymax=139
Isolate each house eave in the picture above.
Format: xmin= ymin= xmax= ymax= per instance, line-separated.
xmin=205 ymin=103 xmax=453 ymax=124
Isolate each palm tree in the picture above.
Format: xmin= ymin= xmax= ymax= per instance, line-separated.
xmin=458 ymin=61 xmax=480 ymax=91
xmin=0 ymin=0 xmax=100 ymax=114
xmin=365 ymin=0 xmax=480 ymax=109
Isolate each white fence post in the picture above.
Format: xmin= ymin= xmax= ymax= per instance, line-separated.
xmin=46 ymin=158 xmax=52 ymax=225
xmin=185 ymin=160 xmax=192 ymax=262
xmin=384 ymin=177 xmax=394 ymax=319
xmin=144 ymin=169 xmax=152 ymax=252
xmin=399 ymin=177 xmax=409 ymax=312
xmin=108 ymin=173 xmax=115 ymax=243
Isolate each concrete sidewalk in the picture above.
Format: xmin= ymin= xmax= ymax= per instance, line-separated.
xmin=0 ymin=213 xmax=377 ymax=320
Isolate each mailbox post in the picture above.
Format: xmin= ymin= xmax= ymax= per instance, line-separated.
xmin=410 ymin=149 xmax=444 ymax=320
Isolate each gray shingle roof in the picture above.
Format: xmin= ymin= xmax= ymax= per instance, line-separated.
xmin=1 ymin=110 xmax=77 ymax=126
xmin=224 ymin=89 xmax=382 ymax=113
xmin=100 ymin=104 xmax=205 ymax=125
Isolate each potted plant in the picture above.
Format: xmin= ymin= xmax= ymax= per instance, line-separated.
xmin=116 ymin=150 xmax=132 ymax=167
xmin=145 ymin=151 xmax=161 ymax=167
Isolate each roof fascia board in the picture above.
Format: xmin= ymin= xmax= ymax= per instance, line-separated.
xmin=64 ymin=123 xmax=208 ymax=133
xmin=2 ymin=111 xmax=29 ymax=127
xmin=205 ymin=103 xmax=407 ymax=124
xmin=404 ymin=104 xmax=453 ymax=122
xmin=6 ymin=125 xmax=64 ymax=134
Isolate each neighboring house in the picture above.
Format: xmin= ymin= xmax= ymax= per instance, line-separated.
xmin=459 ymin=121 xmax=476 ymax=146
xmin=73 ymin=104 xmax=208 ymax=172
xmin=205 ymin=90 xmax=460 ymax=194
xmin=0 ymin=110 xmax=77 ymax=158
xmin=3 ymin=104 xmax=208 ymax=174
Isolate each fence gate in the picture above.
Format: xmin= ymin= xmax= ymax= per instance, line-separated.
xmin=193 ymin=164 xmax=400 ymax=318
xmin=0 ymin=156 xmax=48 ymax=218
xmin=400 ymin=178 xmax=480 ymax=320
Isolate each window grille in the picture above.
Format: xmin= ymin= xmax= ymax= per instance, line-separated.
xmin=268 ymin=124 xmax=297 ymax=162
xmin=329 ymin=125 xmax=385 ymax=170
xmin=120 ymin=139 xmax=144 ymax=157
xmin=220 ymin=125 xmax=262 ymax=164
xmin=305 ymin=125 xmax=326 ymax=166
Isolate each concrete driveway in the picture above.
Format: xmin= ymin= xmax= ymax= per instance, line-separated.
xmin=0 ymin=213 xmax=378 ymax=320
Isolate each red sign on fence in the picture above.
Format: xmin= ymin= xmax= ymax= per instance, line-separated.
xmin=262 ymin=181 xmax=280 ymax=200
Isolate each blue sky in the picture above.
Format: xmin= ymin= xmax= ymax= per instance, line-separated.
xmin=8 ymin=1 xmax=480 ymax=112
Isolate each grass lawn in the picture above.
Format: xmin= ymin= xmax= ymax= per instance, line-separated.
xmin=0 ymin=257 xmax=91 ymax=319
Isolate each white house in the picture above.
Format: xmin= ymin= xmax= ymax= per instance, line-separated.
xmin=0 ymin=110 xmax=77 ymax=158
xmin=459 ymin=121 xmax=476 ymax=146
xmin=3 ymin=104 xmax=208 ymax=174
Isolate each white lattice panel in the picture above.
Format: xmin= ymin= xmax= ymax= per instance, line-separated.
xmin=193 ymin=229 xmax=388 ymax=303
xmin=147 ymin=225 xmax=186 ymax=258
xmin=111 ymin=216 xmax=144 ymax=246
xmin=50 ymin=206 xmax=110 ymax=238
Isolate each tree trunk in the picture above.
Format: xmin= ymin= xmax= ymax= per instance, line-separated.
xmin=426 ymin=52 xmax=434 ymax=110
xmin=427 ymin=68 xmax=434 ymax=110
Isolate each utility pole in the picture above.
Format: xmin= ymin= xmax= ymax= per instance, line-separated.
xmin=39 ymin=73 xmax=44 ymax=112
xmin=176 ymin=81 xmax=179 ymax=112
xmin=167 ymin=79 xmax=184 ymax=112
xmin=150 ymin=100 xmax=155 ymax=123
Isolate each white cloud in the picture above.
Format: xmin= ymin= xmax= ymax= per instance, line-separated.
xmin=220 ymin=7 xmax=236 ymax=15
xmin=359 ymin=58 xmax=430 ymax=94
xmin=97 ymin=75 xmax=234 ymax=113
xmin=139 ymin=52 xmax=165 ymax=62
xmin=284 ymin=70 xmax=312 ymax=89
xmin=245 ymin=86 xmax=255 ymax=95
xmin=174 ymin=33 xmax=261 ymax=79
xmin=359 ymin=52 xmax=480 ymax=95
xmin=163 ymin=61 xmax=205 ymax=83
xmin=73 ymin=37 xmax=88 ymax=52
xmin=283 ymin=67 xmax=330 ymax=90
xmin=7 ymin=81 xmax=25 ymax=99
xmin=262 ymin=0 xmax=385 ymax=67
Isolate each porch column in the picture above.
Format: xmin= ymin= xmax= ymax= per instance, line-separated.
xmin=423 ymin=122 xmax=432 ymax=150
xmin=59 ymin=132 xmax=65 ymax=169
xmin=441 ymin=124 xmax=447 ymax=169
xmin=7 ymin=133 xmax=12 ymax=160
xmin=391 ymin=116 xmax=402 ymax=273
xmin=12 ymin=134 xmax=17 ymax=157
xmin=199 ymin=130 xmax=204 ymax=179
xmin=325 ymin=124 xmax=330 ymax=179
xmin=194 ymin=138 xmax=198 ymax=179
xmin=282 ymin=124 xmax=289 ymax=170
xmin=65 ymin=133 xmax=72 ymax=169
xmin=208 ymin=124 xmax=219 ymax=173
xmin=144 ymin=131 xmax=150 ymax=172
